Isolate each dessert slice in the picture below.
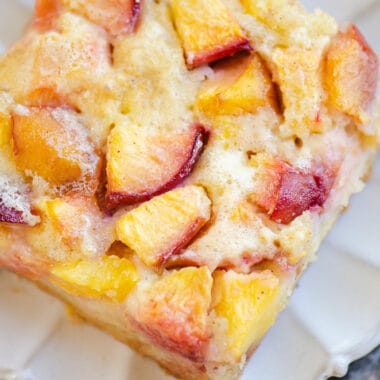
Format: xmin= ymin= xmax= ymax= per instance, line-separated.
xmin=0 ymin=1 xmax=378 ymax=380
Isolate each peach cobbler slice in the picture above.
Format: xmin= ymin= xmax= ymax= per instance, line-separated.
xmin=0 ymin=0 xmax=378 ymax=379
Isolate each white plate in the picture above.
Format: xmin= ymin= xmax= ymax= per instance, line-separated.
xmin=0 ymin=1 xmax=379 ymax=379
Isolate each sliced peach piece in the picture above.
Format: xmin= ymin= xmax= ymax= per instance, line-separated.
xmin=212 ymin=270 xmax=280 ymax=360
xmin=270 ymin=164 xmax=335 ymax=225
xmin=324 ymin=24 xmax=378 ymax=126
xmin=251 ymin=154 xmax=335 ymax=224
xmin=171 ymin=0 xmax=251 ymax=69
xmin=106 ymin=124 xmax=207 ymax=210
xmin=12 ymin=107 xmax=100 ymax=191
xmin=135 ymin=266 xmax=212 ymax=361
xmin=62 ymin=0 xmax=142 ymax=37
xmin=34 ymin=0 xmax=62 ymax=32
xmin=17 ymin=21 xmax=111 ymax=110
xmin=197 ymin=53 xmax=277 ymax=116
xmin=116 ymin=186 xmax=211 ymax=267
xmin=272 ymin=47 xmax=324 ymax=133
xmin=51 ymin=255 xmax=140 ymax=302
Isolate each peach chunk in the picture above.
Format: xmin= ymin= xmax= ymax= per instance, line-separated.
xmin=0 ymin=114 xmax=39 ymax=225
xmin=34 ymin=0 xmax=62 ymax=32
xmin=62 ymin=0 xmax=142 ymax=37
xmin=106 ymin=124 xmax=207 ymax=210
xmin=272 ymin=47 xmax=324 ymax=133
xmin=212 ymin=270 xmax=280 ymax=360
xmin=251 ymin=154 xmax=335 ymax=224
xmin=324 ymin=24 xmax=378 ymax=126
xmin=116 ymin=186 xmax=211 ymax=267
xmin=16 ymin=19 xmax=111 ymax=109
xmin=25 ymin=87 xmax=71 ymax=109
xmin=51 ymin=255 xmax=140 ymax=302
xmin=197 ymin=53 xmax=277 ymax=116
xmin=37 ymin=198 xmax=89 ymax=252
xmin=12 ymin=107 xmax=100 ymax=191
xmin=171 ymin=0 xmax=251 ymax=69
xmin=135 ymin=266 xmax=212 ymax=361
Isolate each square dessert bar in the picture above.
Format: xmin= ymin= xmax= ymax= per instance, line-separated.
xmin=0 ymin=0 xmax=378 ymax=379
